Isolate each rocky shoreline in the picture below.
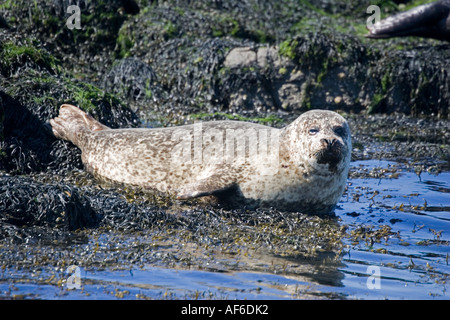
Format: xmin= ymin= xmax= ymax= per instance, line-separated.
xmin=0 ymin=0 xmax=448 ymax=276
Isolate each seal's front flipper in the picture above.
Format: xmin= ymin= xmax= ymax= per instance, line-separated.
xmin=177 ymin=172 xmax=237 ymax=200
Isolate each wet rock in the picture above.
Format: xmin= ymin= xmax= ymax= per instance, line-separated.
xmin=224 ymin=47 xmax=257 ymax=67
xmin=223 ymin=46 xmax=289 ymax=68
xmin=255 ymin=46 xmax=284 ymax=69
xmin=1 ymin=0 xmax=447 ymax=118
xmin=366 ymin=46 xmax=450 ymax=118
xmin=348 ymin=113 xmax=449 ymax=166
xmin=276 ymin=32 xmax=370 ymax=112
xmin=0 ymin=175 xmax=97 ymax=231
xmin=120 ymin=0 xmax=140 ymax=15
xmin=0 ymin=93 xmax=3 ymax=140
xmin=0 ymin=33 xmax=138 ymax=174
xmin=0 ymin=0 xmax=137 ymax=78
xmin=102 ymin=57 xmax=166 ymax=112
xmin=0 ymin=14 xmax=9 ymax=30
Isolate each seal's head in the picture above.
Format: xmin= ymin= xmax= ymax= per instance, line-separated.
xmin=285 ymin=110 xmax=351 ymax=173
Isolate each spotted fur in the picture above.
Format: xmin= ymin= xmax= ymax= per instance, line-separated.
xmin=50 ymin=104 xmax=351 ymax=214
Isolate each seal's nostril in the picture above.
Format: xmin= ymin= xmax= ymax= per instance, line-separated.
xmin=321 ymin=138 xmax=341 ymax=150
xmin=321 ymin=138 xmax=333 ymax=146
xmin=329 ymin=138 xmax=337 ymax=147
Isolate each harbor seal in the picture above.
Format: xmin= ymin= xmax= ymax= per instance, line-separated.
xmin=50 ymin=104 xmax=351 ymax=214
xmin=366 ymin=0 xmax=450 ymax=42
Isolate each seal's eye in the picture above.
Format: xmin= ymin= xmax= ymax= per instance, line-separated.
xmin=309 ymin=128 xmax=319 ymax=135
xmin=334 ymin=126 xmax=345 ymax=137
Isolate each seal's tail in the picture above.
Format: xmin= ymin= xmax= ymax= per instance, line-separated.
xmin=50 ymin=104 xmax=109 ymax=147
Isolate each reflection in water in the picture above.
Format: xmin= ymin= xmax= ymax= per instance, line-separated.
xmin=423 ymin=180 xmax=450 ymax=194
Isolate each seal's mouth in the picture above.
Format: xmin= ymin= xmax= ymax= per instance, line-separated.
xmin=314 ymin=138 xmax=343 ymax=170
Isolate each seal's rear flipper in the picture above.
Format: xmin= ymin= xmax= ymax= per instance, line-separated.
xmin=50 ymin=104 xmax=110 ymax=147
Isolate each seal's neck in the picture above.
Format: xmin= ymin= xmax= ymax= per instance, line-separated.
xmin=279 ymin=124 xmax=304 ymax=165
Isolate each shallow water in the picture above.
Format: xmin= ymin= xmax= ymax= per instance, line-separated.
xmin=0 ymin=160 xmax=448 ymax=299
xmin=335 ymin=160 xmax=449 ymax=299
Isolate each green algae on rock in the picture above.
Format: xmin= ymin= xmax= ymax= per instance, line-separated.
xmin=0 ymin=32 xmax=138 ymax=174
